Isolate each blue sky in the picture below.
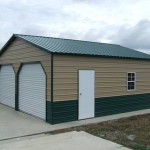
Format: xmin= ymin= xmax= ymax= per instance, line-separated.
xmin=0 ymin=0 xmax=150 ymax=54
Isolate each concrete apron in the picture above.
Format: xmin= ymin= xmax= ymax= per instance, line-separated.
xmin=0 ymin=104 xmax=52 ymax=140
xmin=0 ymin=104 xmax=150 ymax=141
xmin=0 ymin=131 xmax=131 ymax=150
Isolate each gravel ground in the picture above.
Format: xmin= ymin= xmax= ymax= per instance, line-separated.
xmin=50 ymin=113 xmax=150 ymax=150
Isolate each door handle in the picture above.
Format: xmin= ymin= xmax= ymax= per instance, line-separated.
xmin=80 ymin=93 xmax=82 ymax=95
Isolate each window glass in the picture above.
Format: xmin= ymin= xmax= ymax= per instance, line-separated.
xmin=127 ymin=73 xmax=135 ymax=90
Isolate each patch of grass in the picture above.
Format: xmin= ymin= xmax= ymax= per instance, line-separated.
xmin=133 ymin=145 xmax=147 ymax=150
xmin=50 ymin=113 xmax=150 ymax=150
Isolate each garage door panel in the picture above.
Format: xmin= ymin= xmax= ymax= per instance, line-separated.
xmin=19 ymin=63 xmax=46 ymax=120
xmin=0 ymin=65 xmax=15 ymax=108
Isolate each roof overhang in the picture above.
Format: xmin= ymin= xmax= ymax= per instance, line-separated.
xmin=0 ymin=34 xmax=16 ymax=56
xmin=0 ymin=34 xmax=54 ymax=57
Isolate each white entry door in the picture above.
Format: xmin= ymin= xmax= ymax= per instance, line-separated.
xmin=78 ymin=70 xmax=95 ymax=119
xmin=0 ymin=65 xmax=15 ymax=108
xmin=19 ymin=63 xmax=46 ymax=120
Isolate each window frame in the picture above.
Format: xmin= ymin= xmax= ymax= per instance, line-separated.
xmin=127 ymin=72 xmax=136 ymax=91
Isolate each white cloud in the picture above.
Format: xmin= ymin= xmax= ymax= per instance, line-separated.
xmin=110 ymin=19 xmax=150 ymax=54
xmin=0 ymin=0 xmax=150 ymax=54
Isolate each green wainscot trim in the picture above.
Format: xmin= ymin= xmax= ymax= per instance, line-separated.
xmin=95 ymin=93 xmax=150 ymax=117
xmin=46 ymin=101 xmax=52 ymax=124
xmin=52 ymin=100 xmax=78 ymax=124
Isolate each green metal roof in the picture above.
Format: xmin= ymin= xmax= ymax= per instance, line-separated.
xmin=1 ymin=34 xmax=150 ymax=60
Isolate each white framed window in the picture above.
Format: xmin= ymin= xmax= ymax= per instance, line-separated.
xmin=127 ymin=72 xmax=136 ymax=91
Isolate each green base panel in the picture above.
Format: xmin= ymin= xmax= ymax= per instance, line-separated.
xmin=53 ymin=100 xmax=78 ymax=124
xmin=95 ymin=93 xmax=150 ymax=117
xmin=46 ymin=100 xmax=78 ymax=124
xmin=46 ymin=101 xmax=52 ymax=124
xmin=46 ymin=93 xmax=150 ymax=124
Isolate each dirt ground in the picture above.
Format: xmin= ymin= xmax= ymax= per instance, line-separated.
xmin=50 ymin=113 xmax=150 ymax=150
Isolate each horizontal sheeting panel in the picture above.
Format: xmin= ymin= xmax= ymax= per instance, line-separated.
xmin=54 ymin=61 xmax=150 ymax=66
xmin=54 ymin=84 xmax=77 ymax=89
xmin=6 ymin=46 xmax=35 ymax=54
xmin=95 ymin=90 xmax=150 ymax=98
xmin=0 ymin=39 xmax=51 ymax=63
xmin=54 ymin=66 xmax=150 ymax=71
xmin=1 ymin=48 xmax=50 ymax=58
xmin=56 ymin=63 xmax=148 ymax=69
xmin=54 ymin=95 xmax=77 ymax=101
xmin=0 ymin=56 xmax=51 ymax=63
xmin=4 ymin=39 xmax=47 ymax=52
xmin=0 ymin=38 xmax=51 ymax=100
xmin=53 ymin=55 xmax=150 ymax=101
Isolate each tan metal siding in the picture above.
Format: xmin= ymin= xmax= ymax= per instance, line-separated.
xmin=53 ymin=55 xmax=150 ymax=101
xmin=0 ymin=39 xmax=51 ymax=101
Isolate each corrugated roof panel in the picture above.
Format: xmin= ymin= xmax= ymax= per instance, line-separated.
xmin=14 ymin=34 xmax=150 ymax=59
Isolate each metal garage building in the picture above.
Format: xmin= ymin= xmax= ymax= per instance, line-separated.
xmin=0 ymin=34 xmax=150 ymax=124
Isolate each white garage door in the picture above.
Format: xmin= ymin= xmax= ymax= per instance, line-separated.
xmin=19 ymin=63 xmax=46 ymax=120
xmin=0 ymin=65 xmax=15 ymax=108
